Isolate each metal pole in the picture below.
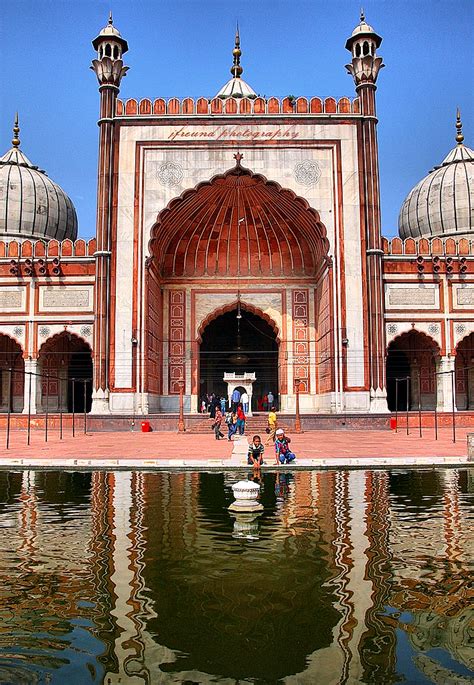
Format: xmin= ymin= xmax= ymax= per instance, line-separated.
xmin=406 ymin=376 xmax=410 ymax=436
xmin=418 ymin=371 xmax=422 ymax=438
xmin=178 ymin=381 xmax=185 ymax=432
xmin=27 ymin=371 xmax=32 ymax=446
xmin=395 ymin=378 xmax=398 ymax=433
xmin=294 ymin=377 xmax=302 ymax=433
xmin=83 ymin=380 xmax=87 ymax=434
xmin=6 ymin=368 xmax=12 ymax=450
xmin=45 ymin=373 xmax=49 ymax=443
xmin=59 ymin=374 xmax=63 ymax=440
xmin=451 ymin=370 xmax=456 ymax=443
xmin=72 ymin=378 xmax=75 ymax=437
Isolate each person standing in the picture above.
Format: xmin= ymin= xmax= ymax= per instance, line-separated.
xmin=231 ymin=387 xmax=241 ymax=412
xmin=265 ymin=406 xmax=277 ymax=445
xmin=220 ymin=396 xmax=227 ymax=414
xmin=213 ymin=408 xmax=224 ymax=440
xmin=236 ymin=404 xmax=246 ymax=435
xmin=241 ymin=390 xmax=249 ymax=413
xmin=226 ymin=410 xmax=238 ymax=441
xmin=267 ymin=390 xmax=274 ymax=410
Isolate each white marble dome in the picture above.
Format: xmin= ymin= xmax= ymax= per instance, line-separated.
xmin=0 ymin=131 xmax=78 ymax=241
xmin=398 ymin=123 xmax=474 ymax=240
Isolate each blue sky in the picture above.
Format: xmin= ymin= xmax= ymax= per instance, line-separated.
xmin=1 ymin=0 xmax=473 ymax=239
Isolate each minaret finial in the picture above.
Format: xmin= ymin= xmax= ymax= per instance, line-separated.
xmin=230 ymin=24 xmax=243 ymax=78
xmin=455 ymin=108 xmax=464 ymax=145
xmin=360 ymin=7 xmax=365 ymax=22
xmin=12 ymin=112 xmax=20 ymax=148
xmin=108 ymin=10 xmax=113 ymax=25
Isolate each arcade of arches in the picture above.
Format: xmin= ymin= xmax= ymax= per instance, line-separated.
xmin=386 ymin=330 xmax=474 ymax=412
xmin=0 ymin=332 xmax=93 ymax=414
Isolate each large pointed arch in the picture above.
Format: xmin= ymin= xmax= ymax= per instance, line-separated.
xmin=197 ymin=300 xmax=280 ymax=344
xmin=149 ymin=161 xmax=330 ymax=278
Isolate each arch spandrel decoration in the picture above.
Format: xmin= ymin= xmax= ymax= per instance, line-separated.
xmin=37 ymin=330 xmax=93 ymax=357
xmin=385 ymin=322 xmax=442 ymax=351
xmin=387 ymin=328 xmax=441 ymax=356
xmin=149 ymin=161 xmax=330 ymax=279
xmin=196 ymin=300 xmax=280 ymax=344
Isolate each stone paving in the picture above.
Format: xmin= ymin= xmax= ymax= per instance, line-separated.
xmin=1 ymin=426 xmax=472 ymax=469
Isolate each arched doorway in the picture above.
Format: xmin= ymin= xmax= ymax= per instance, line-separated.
xmin=386 ymin=348 xmax=410 ymax=411
xmin=38 ymin=333 xmax=93 ymax=413
xmin=199 ymin=308 xmax=278 ymax=411
xmin=0 ymin=334 xmax=24 ymax=412
xmin=386 ymin=331 xmax=440 ymax=411
xmin=455 ymin=332 xmax=474 ymax=410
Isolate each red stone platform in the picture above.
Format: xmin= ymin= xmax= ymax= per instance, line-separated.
xmin=1 ymin=426 xmax=471 ymax=464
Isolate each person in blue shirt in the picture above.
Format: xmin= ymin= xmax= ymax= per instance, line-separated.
xmin=231 ymin=388 xmax=241 ymax=412
xmin=274 ymin=429 xmax=296 ymax=464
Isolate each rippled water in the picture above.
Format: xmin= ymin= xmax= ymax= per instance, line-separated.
xmin=0 ymin=469 xmax=472 ymax=684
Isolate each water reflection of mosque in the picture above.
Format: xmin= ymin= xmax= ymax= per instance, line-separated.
xmin=1 ymin=469 xmax=472 ymax=684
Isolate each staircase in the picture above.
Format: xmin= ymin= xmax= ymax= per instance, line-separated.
xmin=187 ymin=413 xmax=287 ymax=435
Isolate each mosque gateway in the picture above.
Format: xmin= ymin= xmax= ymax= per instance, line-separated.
xmin=0 ymin=13 xmax=472 ymax=421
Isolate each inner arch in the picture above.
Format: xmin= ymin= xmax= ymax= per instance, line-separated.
xmin=149 ymin=163 xmax=330 ymax=279
xmin=199 ymin=308 xmax=278 ymax=410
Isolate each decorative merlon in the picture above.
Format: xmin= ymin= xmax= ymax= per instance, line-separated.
xmin=116 ymin=95 xmax=361 ymax=117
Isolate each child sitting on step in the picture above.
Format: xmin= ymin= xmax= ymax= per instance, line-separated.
xmin=247 ymin=435 xmax=265 ymax=468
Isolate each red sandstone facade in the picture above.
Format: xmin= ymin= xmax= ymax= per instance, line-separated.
xmin=0 ymin=15 xmax=472 ymax=417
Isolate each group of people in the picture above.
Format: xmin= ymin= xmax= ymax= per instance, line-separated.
xmin=247 ymin=428 xmax=296 ymax=468
xmin=202 ymin=389 xmax=277 ymax=415
xmin=256 ymin=390 xmax=276 ymax=412
xmin=201 ymin=393 xmax=227 ymax=417
xmin=211 ymin=404 xmax=246 ymax=440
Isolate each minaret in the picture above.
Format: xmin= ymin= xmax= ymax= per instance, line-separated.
xmin=345 ymin=12 xmax=387 ymax=412
xmin=90 ymin=13 xmax=129 ymax=413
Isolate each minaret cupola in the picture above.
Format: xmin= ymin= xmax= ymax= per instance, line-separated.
xmin=345 ymin=10 xmax=384 ymax=87
xmin=91 ymin=12 xmax=129 ymax=88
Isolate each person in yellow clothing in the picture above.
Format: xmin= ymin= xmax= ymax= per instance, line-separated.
xmin=265 ymin=406 xmax=277 ymax=444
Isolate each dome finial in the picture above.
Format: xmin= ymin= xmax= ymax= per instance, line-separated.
xmin=12 ymin=112 xmax=20 ymax=148
xmin=108 ymin=10 xmax=113 ymax=25
xmin=230 ymin=23 xmax=243 ymax=78
xmin=456 ymin=108 xmax=464 ymax=145
xmin=360 ymin=7 xmax=365 ymax=22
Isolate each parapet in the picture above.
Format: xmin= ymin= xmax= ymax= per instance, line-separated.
xmin=116 ymin=96 xmax=360 ymax=117
xmin=0 ymin=238 xmax=97 ymax=259
xmin=382 ymin=236 xmax=474 ymax=256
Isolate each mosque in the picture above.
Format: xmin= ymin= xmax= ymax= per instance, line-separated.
xmin=0 ymin=13 xmax=472 ymax=422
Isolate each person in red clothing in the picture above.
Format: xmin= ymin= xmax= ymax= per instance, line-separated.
xmin=236 ymin=404 xmax=246 ymax=435
xmin=212 ymin=408 xmax=224 ymax=440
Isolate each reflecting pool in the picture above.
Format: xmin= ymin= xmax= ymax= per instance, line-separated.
xmin=0 ymin=469 xmax=473 ymax=684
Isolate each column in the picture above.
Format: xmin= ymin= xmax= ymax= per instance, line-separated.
xmin=22 ymin=358 xmax=38 ymax=415
xmin=436 ymin=356 xmax=456 ymax=412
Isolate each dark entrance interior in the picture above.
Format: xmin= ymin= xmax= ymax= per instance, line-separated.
xmin=386 ymin=349 xmax=410 ymax=411
xmin=67 ymin=351 xmax=93 ymax=413
xmin=200 ymin=309 xmax=278 ymax=410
